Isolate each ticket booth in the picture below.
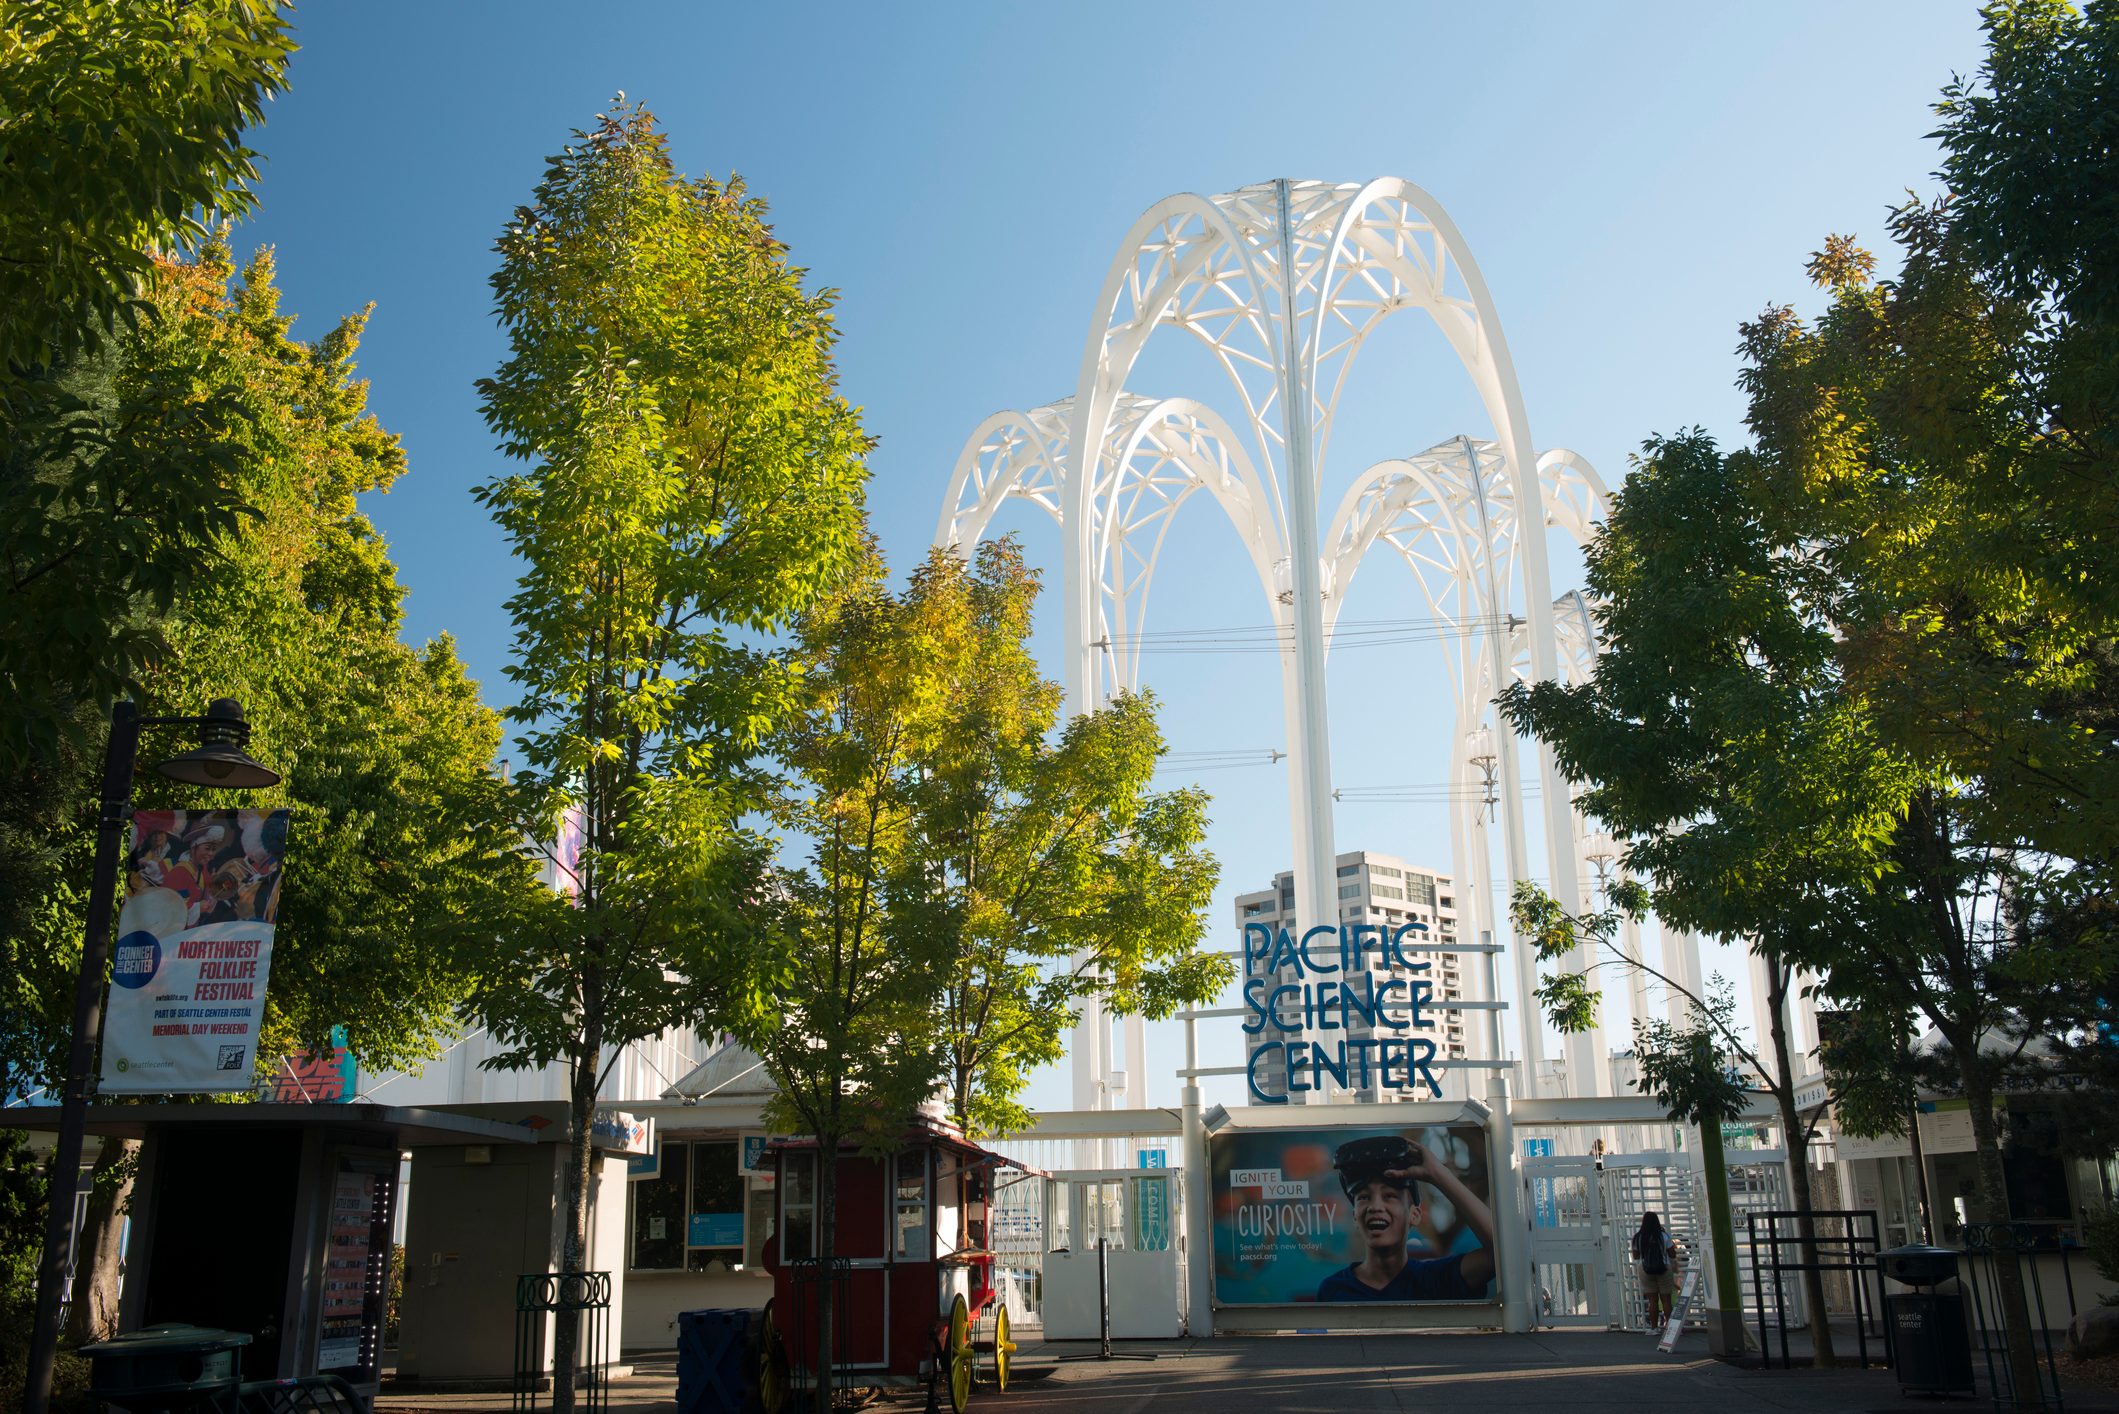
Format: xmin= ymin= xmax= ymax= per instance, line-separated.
xmin=1040 ymin=1168 xmax=1184 ymax=1339
xmin=3 ymin=1102 xmax=533 ymax=1402
xmin=761 ymin=1123 xmax=1035 ymax=1408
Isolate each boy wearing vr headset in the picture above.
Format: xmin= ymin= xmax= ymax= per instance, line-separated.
xmin=1316 ymin=1135 xmax=1496 ymax=1301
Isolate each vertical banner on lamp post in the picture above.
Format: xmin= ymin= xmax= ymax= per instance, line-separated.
xmin=100 ymin=808 xmax=289 ymax=1094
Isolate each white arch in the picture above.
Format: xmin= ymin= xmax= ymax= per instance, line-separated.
xmin=941 ymin=178 xmax=1617 ymax=1104
xmin=937 ymin=403 xmax=1073 ymax=549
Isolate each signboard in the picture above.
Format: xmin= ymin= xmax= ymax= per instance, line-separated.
xmin=688 ymin=1212 xmax=744 ymax=1247
xmin=1241 ymin=921 xmax=1446 ymax=1102
xmin=1658 ymin=1268 xmax=1702 ymax=1353
xmin=320 ymin=1170 xmax=375 ymax=1369
xmin=626 ymin=1148 xmax=662 ymax=1180
xmin=1210 ymin=1122 xmax=1496 ymax=1306
xmin=264 ymin=1026 xmax=356 ymax=1102
xmin=739 ymin=1134 xmax=771 ymax=1176
xmin=1138 ymin=1149 xmax=1168 ymax=1170
xmin=586 ymin=1108 xmax=651 ymax=1155
xmin=102 ymin=809 xmax=290 ymax=1093
xmin=1134 ymin=1174 xmax=1171 ymax=1251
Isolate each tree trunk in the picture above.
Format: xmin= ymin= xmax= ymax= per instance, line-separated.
xmin=551 ymin=1040 xmax=601 ymax=1414
xmin=814 ymin=1143 xmax=837 ymax=1414
xmin=1963 ymin=1071 xmax=2042 ymax=1407
xmin=1764 ymin=964 xmax=1835 ymax=1364
xmin=63 ymin=1137 xmax=136 ymax=1345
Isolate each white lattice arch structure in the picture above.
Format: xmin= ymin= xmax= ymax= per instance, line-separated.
xmin=938 ymin=178 xmax=1650 ymax=1103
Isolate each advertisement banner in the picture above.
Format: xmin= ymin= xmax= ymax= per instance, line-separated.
xmin=100 ymin=809 xmax=289 ymax=1093
xmin=1210 ymin=1122 xmax=1496 ymax=1306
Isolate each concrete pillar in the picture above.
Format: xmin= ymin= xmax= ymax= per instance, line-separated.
xmin=1486 ymin=1075 xmax=1533 ymax=1333
xmin=1181 ymin=1082 xmax=1213 ymax=1336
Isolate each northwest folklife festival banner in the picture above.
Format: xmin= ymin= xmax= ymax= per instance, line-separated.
xmin=101 ymin=809 xmax=290 ymax=1093
xmin=1210 ymin=1123 xmax=1497 ymax=1306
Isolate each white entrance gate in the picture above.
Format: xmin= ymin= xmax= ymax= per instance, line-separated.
xmin=1602 ymin=1153 xmax=1706 ymax=1330
xmin=1041 ymin=1168 xmax=1185 ymax=1340
xmin=1522 ymin=1154 xmax=1607 ymax=1325
xmin=1525 ymin=1150 xmax=1742 ymax=1329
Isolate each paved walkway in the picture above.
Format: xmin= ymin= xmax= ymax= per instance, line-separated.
xmin=377 ymin=1331 xmax=2118 ymax=1414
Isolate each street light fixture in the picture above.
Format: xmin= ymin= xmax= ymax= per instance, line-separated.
xmin=152 ymin=698 xmax=281 ymax=790
xmin=23 ymin=699 xmax=279 ymax=1414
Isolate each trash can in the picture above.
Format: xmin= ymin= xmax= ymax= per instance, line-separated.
xmin=675 ymin=1308 xmax=758 ymax=1414
xmin=80 ymin=1323 xmax=253 ymax=1414
xmin=1878 ymin=1245 xmax=1974 ymax=1396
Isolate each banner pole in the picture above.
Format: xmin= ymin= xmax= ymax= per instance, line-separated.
xmin=24 ymin=701 xmax=142 ymax=1414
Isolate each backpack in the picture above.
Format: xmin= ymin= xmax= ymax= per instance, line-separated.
xmin=1639 ymin=1232 xmax=1667 ymax=1276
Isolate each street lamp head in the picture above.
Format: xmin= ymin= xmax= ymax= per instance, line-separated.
xmin=155 ymin=698 xmax=281 ymax=791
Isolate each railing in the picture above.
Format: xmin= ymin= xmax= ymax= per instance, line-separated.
xmin=1957 ymin=1223 xmax=2070 ymax=1412
xmin=1744 ymin=1209 xmax=1885 ymax=1369
xmin=781 ymin=1259 xmax=859 ymax=1410
xmin=512 ymin=1270 xmax=612 ymax=1414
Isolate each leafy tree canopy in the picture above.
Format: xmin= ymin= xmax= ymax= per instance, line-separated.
xmin=2 ymin=240 xmax=527 ymax=1096
xmin=889 ymin=540 xmax=1225 ymax=1138
xmin=0 ymin=0 xmax=293 ymax=373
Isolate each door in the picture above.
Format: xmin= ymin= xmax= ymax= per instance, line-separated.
xmin=1040 ymin=1170 xmax=1182 ymax=1339
xmin=142 ymin=1127 xmax=301 ymax=1374
xmin=1522 ymin=1155 xmax=1606 ymax=1326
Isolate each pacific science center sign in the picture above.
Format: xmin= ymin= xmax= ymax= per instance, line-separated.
xmin=1242 ymin=921 xmax=1447 ymax=1104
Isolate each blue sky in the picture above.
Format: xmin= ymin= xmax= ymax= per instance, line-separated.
xmin=237 ymin=2 xmax=1990 ymax=1112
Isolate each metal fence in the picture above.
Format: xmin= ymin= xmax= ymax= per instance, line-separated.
xmin=1743 ymin=1208 xmax=1885 ymax=1368
xmin=1956 ymin=1223 xmax=2073 ymax=1411
xmin=512 ymin=1270 xmax=612 ymax=1414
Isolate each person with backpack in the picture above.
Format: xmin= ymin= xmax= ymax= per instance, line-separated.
xmin=1633 ymin=1211 xmax=1679 ymax=1329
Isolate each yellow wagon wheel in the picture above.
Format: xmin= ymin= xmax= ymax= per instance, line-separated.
xmin=948 ymin=1293 xmax=974 ymax=1413
xmin=992 ymin=1305 xmax=1014 ymax=1392
xmin=756 ymin=1300 xmax=789 ymax=1414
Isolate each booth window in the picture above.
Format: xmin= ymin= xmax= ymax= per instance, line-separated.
xmin=745 ymin=1182 xmax=775 ymax=1267
xmin=627 ymin=1138 xmax=757 ymax=1272
xmin=686 ymin=1140 xmax=744 ymax=1270
xmin=629 ymin=1142 xmax=686 ymax=1271
xmin=781 ymin=1151 xmax=817 ymax=1260
xmin=894 ymin=1150 xmax=930 ymax=1257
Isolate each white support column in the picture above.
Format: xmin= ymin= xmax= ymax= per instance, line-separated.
xmin=1273 ymin=179 xmax=1338 ymax=1099
xmin=1617 ymin=906 xmax=1652 ymax=1105
xmin=1664 ymin=927 xmax=1709 ymax=1025
xmin=1181 ymin=1010 xmax=1213 ymax=1336
xmin=1462 ymin=441 xmax=1546 ymax=1097
xmin=1486 ymin=1075 xmax=1533 ymax=1332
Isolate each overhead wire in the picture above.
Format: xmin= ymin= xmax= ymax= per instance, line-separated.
xmin=1100 ymin=611 xmax=1521 ymax=655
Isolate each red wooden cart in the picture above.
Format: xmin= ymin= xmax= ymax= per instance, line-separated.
xmin=755 ymin=1121 xmax=1034 ymax=1412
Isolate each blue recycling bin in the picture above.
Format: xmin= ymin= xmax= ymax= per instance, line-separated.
xmin=675 ymin=1308 xmax=758 ymax=1414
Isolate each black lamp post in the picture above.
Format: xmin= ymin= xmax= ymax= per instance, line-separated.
xmin=22 ymin=699 xmax=279 ymax=1414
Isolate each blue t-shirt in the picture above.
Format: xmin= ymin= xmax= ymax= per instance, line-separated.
xmin=1316 ymin=1252 xmax=1477 ymax=1302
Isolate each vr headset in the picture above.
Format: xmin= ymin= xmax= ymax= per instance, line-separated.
xmin=1333 ymin=1135 xmax=1420 ymax=1201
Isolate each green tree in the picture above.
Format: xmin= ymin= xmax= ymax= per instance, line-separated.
xmin=890 ymin=540 xmax=1225 ymax=1138
xmin=470 ymin=103 xmax=869 ymax=1414
xmin=5 ymin=239 xmax=527 ymax=1087
xmin=1 ymin=0 xmax=295 ymax=769
xmin=1499 ymin=433 xmax=1878 ymax=1363
xmin=0 ymin=0 xmax=293 ymax=372
xmin=730 ymin=542 xmax=961 ymax=1414
xmin=4 ymin=237 xmax=532 ymax=1370
xmin=1502 ymin=274 xmax=2105 ymax=1393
